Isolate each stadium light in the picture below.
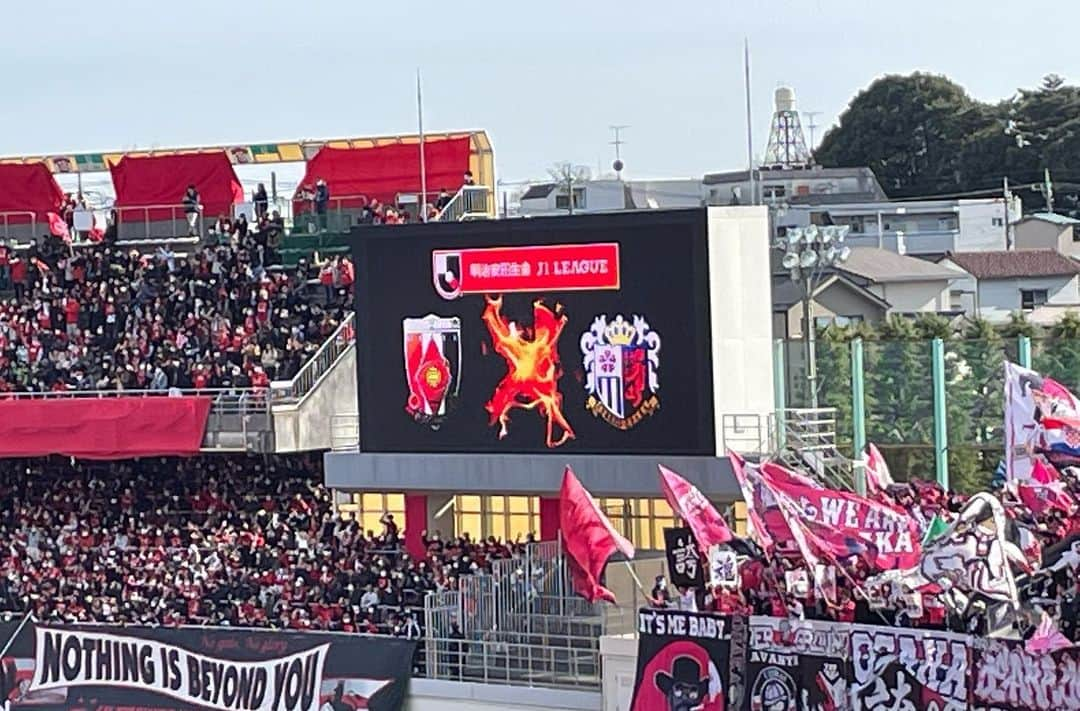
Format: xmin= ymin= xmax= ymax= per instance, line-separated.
xmin=776 ymin=224 xmax=851 ymax=409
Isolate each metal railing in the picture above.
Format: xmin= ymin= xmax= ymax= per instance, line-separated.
xmin=779 ymin=407 xmax=855 ymax=490
xmin=270 ymin=312 xmax=355 ymax=403
xmin=114 ymin=204 xmax=205 ymax=242
xmin=721 ymin=413 xmax=775 ymax=455
xmin=436 ymin=185 xmax=492 ymax=222
xmin=421 ymin=632 xmax=600 ymax=689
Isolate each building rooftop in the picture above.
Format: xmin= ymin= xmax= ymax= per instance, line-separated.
xmin=519 ymin=183 xmax=557 ymax=200
xmin=771 ymin=273 xmax=890 ymax=310
xmin=838 ymin=247 xmax=959 ymax=284
xmin=1019 ymin=212 xmax=1080 ymax=226
xmin=945 ymin=249 xmax=1080 ymax=279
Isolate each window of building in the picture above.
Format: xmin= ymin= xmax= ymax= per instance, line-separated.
xmin=1021 ymin=289 xmax=1048 ymax=311
xmin=453 ymin=495 xmax=540 ymax=541
xmin=554 ymin=188 xmax=586 ymax=210
xmin=938 ymin=216 xmax=959 ymax=231
xmin=337 ymin=492 xmax=405 ymax=535
xmin=992 ymin=217 xmax=1004 ymax=227
xmin=598 ymin=497 xmax=679 ymax=550
xmin=763 ymin=184 xmax=787 ymax=200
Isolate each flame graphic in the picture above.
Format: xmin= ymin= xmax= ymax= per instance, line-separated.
xmin=482 ymin=295 xmax=575 ymax=448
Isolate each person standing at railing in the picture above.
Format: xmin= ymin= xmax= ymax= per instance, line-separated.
xmin=253 ymin=183 xmax=269 ymax=220
xmin=183 ymin=185 xmax=201 ymax=237
xmin=436 ymin=188 xmax=452 ymax=211
xmin=314 ymin=179 xmax=330 ymax=232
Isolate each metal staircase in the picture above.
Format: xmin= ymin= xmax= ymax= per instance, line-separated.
xmin=436 ymin=185 xmax=493 ymax=221
xmin=777 ymin=407 xmax=858 ymax=490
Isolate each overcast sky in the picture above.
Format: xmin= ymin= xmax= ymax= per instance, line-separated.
xmin=2 ymin=0 xmax=1075 ymax=185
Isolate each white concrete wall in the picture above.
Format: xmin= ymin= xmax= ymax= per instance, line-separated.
xmin=407 ymin=679 xmax=600 ymax=711
xmin=706 ymin=206 xmax=774 ymax=452
xmin=272 ymin=345 xmax=358 ymax=452
xmin=976 ymin=275 xmax=1080 ymax=323
xmin=957 ymin=201 xmax=1008 ymax=252
xmin=600 ymin=635 xmax=639 ymax=711
xmin=876 ymin=280 xmax=951 ymax=313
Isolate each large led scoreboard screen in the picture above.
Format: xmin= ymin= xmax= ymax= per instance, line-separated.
xmin=351 ymin=209 xmax=715 ymax=455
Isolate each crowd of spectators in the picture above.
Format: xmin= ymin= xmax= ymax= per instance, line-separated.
xmin=649 ymin=474 xmax=1080 ymax=641
xmin=0 ymin=455 xmax=526 ymax=640
xmin=0 ymin=226 xmax=354 ymax=392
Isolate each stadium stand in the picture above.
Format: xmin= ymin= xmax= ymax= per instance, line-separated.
xmin=110 ymin=152 xmax=245 ymax=242
xmin=0 ymin=229 xmax=352 ymax=393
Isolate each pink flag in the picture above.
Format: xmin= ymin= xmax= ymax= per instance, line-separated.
xmin=865 ymin=442 xmax=895 ymax=495
xmin=559 ymin=467 xmax=634 ymax=604
xmin=1031 ymin=457 xmax=1059 ymax=485
xmin=658 ymin=464 xmax=732 ymax=554
xmin=728 ymin=452 xmax=775 ymax=554
xmin=1026 ymin=612 xmax=1074 ymax=655
xmin=757 ymin=460 xmax=922 ymax=570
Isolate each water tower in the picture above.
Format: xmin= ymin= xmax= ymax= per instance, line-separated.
xmin=763 ymin=86 xmax=812 ymax=169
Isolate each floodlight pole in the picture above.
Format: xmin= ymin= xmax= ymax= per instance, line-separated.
xmin=803 ymin=272 xmax=818 ymax=409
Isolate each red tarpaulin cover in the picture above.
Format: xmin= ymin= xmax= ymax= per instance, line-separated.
xmin=293 ymin=136 xmax=472 ymax=211
xmin=0 ymin=397 xmax=211 ymax=459
xmin=0 ymin=163 xmax=64 ymax=224
xmin=110 ymin=152 xmax=243 ymax=222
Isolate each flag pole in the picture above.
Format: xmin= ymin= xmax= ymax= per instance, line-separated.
xmin=0 ymin=613 xmax=32 ymax=660
xmin=416 ymin=68 xmax=428 ymax=223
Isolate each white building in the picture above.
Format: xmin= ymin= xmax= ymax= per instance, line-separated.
xmin=517 ymin=178 xmax=705 ymax=216
xmin=938 ymin=249 xmax=1080 ymax=322
xmin=1014 ymin=212 xmax=1080 ymax=258
xmin=703 ymin=165 xmax=887 ymax=207
xmin=776 ymin=198 xmax=1018 ymax=257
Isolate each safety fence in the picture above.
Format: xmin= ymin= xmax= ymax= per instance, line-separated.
xmin=777 ymin=334 xmax=1070 ymax=491
xmin=113 ymin=203 xmax=204 ymax=242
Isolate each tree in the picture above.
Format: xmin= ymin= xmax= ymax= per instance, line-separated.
xmin=864 ymin=315 xmax=935 ymax=480
xmin=819 ymin=72 xmax=1080 ymax=215
xmin=999 ymin=312 xmax=1039 ymax=339
xmin=948 ymin=319 xmax=1004 ymax=493
xmin=815 ymin=73 xmax=992 ymax=197
xmin=1035 ymin=310 xmax=1080 ymax=391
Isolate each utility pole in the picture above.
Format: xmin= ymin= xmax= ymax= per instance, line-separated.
xmin=1043 ymin=168 xmax=1054 ymax=213
xmin=1003 ymin=177 xmax=1013 ymax=250
xmin=743 ymin=38 xmax=756 ymax=205
xmin=609 ymin=125 xmax=629 ymax=179
xmin=803 ymin=111 xmax=822 ymax=152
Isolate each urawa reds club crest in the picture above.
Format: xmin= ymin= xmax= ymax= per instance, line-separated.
xmin=402 ymin=315 xmax=461 ymax=429
xmin=580 ymin=314 xmax=661 ymax=429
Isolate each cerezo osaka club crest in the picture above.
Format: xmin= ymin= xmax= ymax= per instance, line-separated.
xmin=580 ymin=314 xmax=661 ymax=430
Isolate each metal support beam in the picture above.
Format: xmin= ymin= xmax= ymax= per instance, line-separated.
xmin=773 ymin=339 xmax=787 ymax=450
xmin=931 ymin=338 xmax=949 ymax=490
xmin=1018 ymin=335 xmax=1032 ymax=369
xmin=851 ymin=338 xmax=867 ymax=495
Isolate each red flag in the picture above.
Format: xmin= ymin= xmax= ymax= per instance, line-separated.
xmin=47 ymin=212 xmax=70 ymax=243
xmin=658 ymin=464 xmax=732 ymax=554
xmin=1018 ymin=481 xmax=1077 ymax=516
xmin=756 ymin=459 xmax=922 ymax=570
xmin=559 ymin=467 xmax=634 ymax=604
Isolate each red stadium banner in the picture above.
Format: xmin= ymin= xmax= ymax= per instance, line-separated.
xmin=0 ymin=396 xmax=211 ymax=458
xmin=431 ymin=242 xmax=620 ymax=299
